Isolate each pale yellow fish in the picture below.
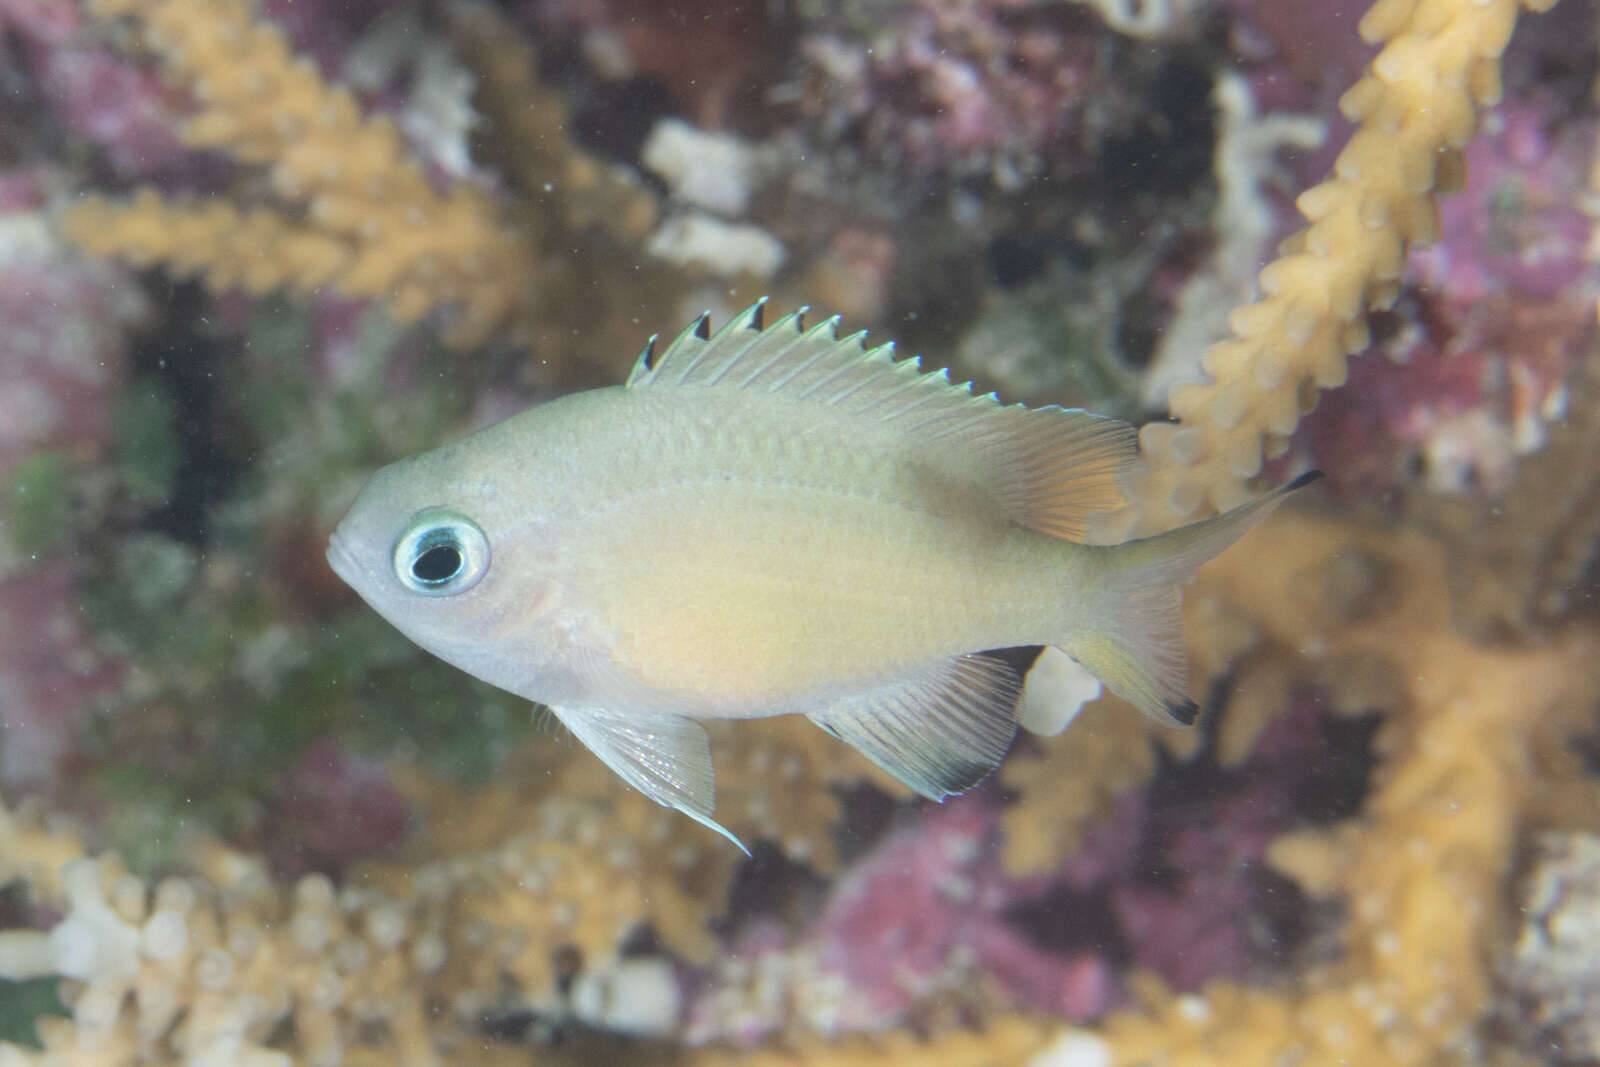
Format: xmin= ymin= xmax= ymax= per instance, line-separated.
xmin=327 ymin=301 xmax=1317 ymax=848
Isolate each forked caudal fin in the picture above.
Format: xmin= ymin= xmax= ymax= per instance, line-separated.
xmin=1060 ymin=471 xmax=1323 ymax=726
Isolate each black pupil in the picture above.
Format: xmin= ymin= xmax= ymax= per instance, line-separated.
xmin=412 ymin=543 xmax=463 ymax=584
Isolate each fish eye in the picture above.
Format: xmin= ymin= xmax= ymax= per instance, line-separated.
xmin=392 ymin=509 xmax=490 ymax=596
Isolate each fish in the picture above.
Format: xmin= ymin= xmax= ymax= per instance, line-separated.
xmin=326 ymin=300 xmax=1319 ymax=848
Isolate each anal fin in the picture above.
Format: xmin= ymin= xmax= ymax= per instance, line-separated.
xmin=548 ymin=704 xmax=748 ymax=853
xmin=807 ymin=654 xmax=1022 ymax=801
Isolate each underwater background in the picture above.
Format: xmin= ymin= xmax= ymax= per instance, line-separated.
xmin=1 ymin=0 xmax=1598 ymax=1063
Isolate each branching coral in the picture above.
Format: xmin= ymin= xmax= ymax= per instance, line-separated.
xmin=64 ymin=0 xmax=540 ymax=348
xmin=705 ymin=717 xmax=911 ymax=873
xmin=0 ymin=778 xmax=704 ymax=1066
xmin=0 ymin=726 xmax=928 ymax=1066
xmin=682 ymin=504 xmax=1599 ymax=1065
xmin=442 ymin=1 xmax=657 ymax=244
xmin=1073 ymin=510 xmax=1600 ymax=1064
xmin=373 ymin=751 xmax=731 ymax=990
xmin=684 ymin=1016 xmax=1065 ymax=1067
xmin=2 ymin=800 xmax=461 ymax=1067
xmin=1109 ymin=0 xmax=1560 ymax=536
xmin=997 ymin=699 xmax=1158 ymax=878
xmin=10 ymin=0 xmax=1600 ymax=1064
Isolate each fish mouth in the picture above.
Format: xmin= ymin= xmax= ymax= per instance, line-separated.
xmin=325 ymin=528 xmax=361 ymax=587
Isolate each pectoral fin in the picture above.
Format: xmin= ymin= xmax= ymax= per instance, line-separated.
xmin=548 ymin=704 xmax=748 ymax=854
xmin=808 ymin=654 xmax=1022 ymax=801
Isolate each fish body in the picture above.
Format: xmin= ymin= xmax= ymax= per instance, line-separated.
xmin=328 ymin=302 xmax=1315 ymax=846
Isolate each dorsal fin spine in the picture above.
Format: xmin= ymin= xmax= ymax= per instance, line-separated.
xmin=853 ymin=352 xmax=923 ymax=416
xmin=700 ymin=334 xmax=762 ymax=386
xmin=734 ymin=335 xmax=807 ymax=388
xmin=764 ymin=342 xmax=832 ymax=392
xmin=789 ymin=322 xmax=858 ymax=401
xmin=670 ymin=345 xmax=703 ymax=385
xmin=823 ymin=346 xmax=882 ymax=406
xmin=694 ymin=305 xmax=764 ymax=386
xmin=648 ymin=317 xmax=709 ymax=385
xmin=625 ymin=300 xmax=1140 ymax=543
xmin=878 ymin=385 xmax=945 ymax=422
xmin=737 ymin=309 xmax=830 ymax=389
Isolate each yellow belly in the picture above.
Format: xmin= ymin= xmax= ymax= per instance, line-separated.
xmin=576 ymin=485 xmax=1044 ymax=712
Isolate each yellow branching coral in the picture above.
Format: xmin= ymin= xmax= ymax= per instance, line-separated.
xmin=443 ymin=1 xmax=659 ymax=243
xmin=402 ymin=717 xmax=906 ymax=884
xmin=0 ymin=803 xmax=456 ymax=1067
xmin=381 ymin=754 xmax=731 ymax=982
xmin=0 ymin=737 xmax=909 ymax=1067
xmin=674 ymin=506 xmax=1599 ymax=1065
xmin=1075 ymin=510 xmax=1600 ymax=1065
xmin=66 ymin=0 xmax=540 ymax=348
xmin=707 ymin=716 xmax=912 ymax=873
xmin=0 ymin=799 xmax=86 ymax=901
xmin=997 ymin=698 xmax=1157 ymax=877
xmin=0 ymin=782 xmax=700 ymax=1067
xmin=685 ymin=1015 xmax=1063 ymax=1067
xmin=1112 ymin=0 xmax=1560 ymax=535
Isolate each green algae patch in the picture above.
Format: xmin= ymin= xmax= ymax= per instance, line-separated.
xmin=4 ymin=452 xmax=76 ymax=560
xmin=113 ymin=378 xmax=180 ymax=508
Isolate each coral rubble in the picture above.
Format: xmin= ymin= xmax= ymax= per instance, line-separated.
xmin=1499 ymin=831 xmax=1600 ymax=1062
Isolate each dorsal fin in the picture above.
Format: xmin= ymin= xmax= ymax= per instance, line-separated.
xmin=626 ymin=301 xmax=1138 ymax=541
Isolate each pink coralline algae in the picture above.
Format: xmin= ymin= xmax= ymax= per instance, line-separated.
xmin=1221 ymin=0 xmax=1375 ymax=110
xmin=524 ymin=0 xmax=776 ymax=130
xmin=1094 ymin=784 xmax=1279 ymax=991
xmin=794 ymin=1 xmax=1101 ymax=184
xmin=0 ymin=564 xmax=124 ymax=796
xmin=0 ymin=171 xmax=139 ymax=478
xmin=1413 ymin=102 xmax=1593 ymax=304
xmin=259 ymin=738 xmax=412 ymax=879
xmin=1034 ymin=697 xmax=1359 ymax=994
xmin=687 ymin=697 xmax=1357 ymax=1043
xmin=1301 ymin=98 xmax=1597 ymax=496
xmin=0 ymin=0 xmax=185 ymax=177
xmin=812 ymin=797 xmax=1112 ymax=1027
xmin=685 ymin=796 xmax=1115 ymax=1045
xmin=0 ymin=172 xmax=140 ymax=797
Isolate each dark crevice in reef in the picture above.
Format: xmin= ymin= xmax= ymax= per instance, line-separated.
xmin=126 ymin=279 xmax=243 ymax=546
xmin=1004 ymin=678 xmax=1384 ymax=993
